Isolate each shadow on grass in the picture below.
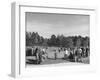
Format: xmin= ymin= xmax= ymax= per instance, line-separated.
xmin=26 ymin=59 xmax=41 ymax=64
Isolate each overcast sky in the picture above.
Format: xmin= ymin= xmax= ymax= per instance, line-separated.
xmin=26 ymin=12 xmax=90 ymax=38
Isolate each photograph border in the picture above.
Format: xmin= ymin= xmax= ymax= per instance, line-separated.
xmin=11 ymin=2 xmax=96 ymax=78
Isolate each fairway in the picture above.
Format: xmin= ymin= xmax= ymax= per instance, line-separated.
xmin=26 ymin=46 xmax=90 ymax=66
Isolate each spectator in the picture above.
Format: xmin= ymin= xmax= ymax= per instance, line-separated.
xmin=54 ymin=50 xmax=57 ymax=60
xmin=64 ymin=48 xmax=70 ymax=60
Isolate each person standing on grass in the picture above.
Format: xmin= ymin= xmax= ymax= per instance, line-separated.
xmin=86 ymin=47 xmax=89 ymax=57
xmin=58 ymin=48 xmax=61 ymax=53
xmin=75 ymin=47 xmax=82 ymax=62
xmin=69 ymin=48 xmax=75 ymax=62
xmin=64 ymin=48 xmax=69 ymax=60
xmin=34 ymin=48 xmax=42 ymax=64
xmin=54 ymin=50 xmax=57 ymax=60
xmin=41 ymin=48 xmax=47 ymax=61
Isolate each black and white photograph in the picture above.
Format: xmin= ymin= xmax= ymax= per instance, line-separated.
xmin=25 ymin=12 xmax=90 ymax=66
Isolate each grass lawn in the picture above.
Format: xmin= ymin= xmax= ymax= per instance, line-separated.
xmin=26 ymin=46 xmax=90 ymax=65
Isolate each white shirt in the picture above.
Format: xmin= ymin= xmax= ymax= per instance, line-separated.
xmin=42 ymin=49 xmax=45 ymax=52
xmin=65 ymin=50 xmax=68 ymax=54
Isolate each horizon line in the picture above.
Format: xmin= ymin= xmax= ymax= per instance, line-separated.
xmin=26 ymin=31 xmax=90 ymax=38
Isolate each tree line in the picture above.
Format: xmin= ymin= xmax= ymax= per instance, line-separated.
xmin=26 ymin=32 xmax=90 ymax=48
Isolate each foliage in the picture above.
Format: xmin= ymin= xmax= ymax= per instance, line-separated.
xmin=26 ymin=32 xmax=90 ymax=48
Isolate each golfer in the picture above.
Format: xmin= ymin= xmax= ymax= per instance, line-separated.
xmin=64 ymin=48 xmax=69 ymax=60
